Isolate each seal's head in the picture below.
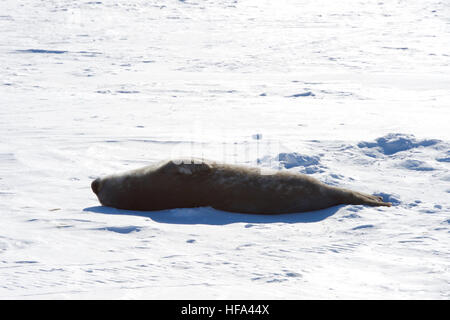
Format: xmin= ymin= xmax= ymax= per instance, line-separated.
xmin=90 ymin=173 xmax=139 ymax=209
xmin=91 ymin=176 xmax=113 ymax=207
xmin=90 ymin=160 xmax=215 ymax=211
xmin=91 ymin=178 xmax=100 ymax=195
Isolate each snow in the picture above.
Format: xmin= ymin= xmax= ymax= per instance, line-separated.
xmin=1 ymin=0 xmax=449 ymax=299
xmin=357 ymin=133 xmax=440 ymax=156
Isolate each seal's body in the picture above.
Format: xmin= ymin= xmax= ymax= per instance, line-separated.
xmin=91 ymin=159 xmax=391 ymax=214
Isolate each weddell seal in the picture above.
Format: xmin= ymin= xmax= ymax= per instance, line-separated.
xmin=91 ymin=159 xmax=391 ymax=214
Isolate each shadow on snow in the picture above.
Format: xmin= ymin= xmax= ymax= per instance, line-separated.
xmin=83 ymin=205 xmax=341 ymax=225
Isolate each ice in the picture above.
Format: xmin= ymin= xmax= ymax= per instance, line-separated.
xmin=1 ymin=0 xmax=449 ymax=299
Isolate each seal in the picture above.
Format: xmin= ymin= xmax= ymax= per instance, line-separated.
xmin=91 ymin=159 xmax=391 ymax=214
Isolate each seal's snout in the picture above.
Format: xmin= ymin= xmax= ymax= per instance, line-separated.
xmin=91 ymin=178 xmax=100 ymax=195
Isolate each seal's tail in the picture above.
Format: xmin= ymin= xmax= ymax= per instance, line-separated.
xmin=330 ymin=186 xmax=392 ymax=207
xmin=347 ymin=191 xmax=392 ymax=207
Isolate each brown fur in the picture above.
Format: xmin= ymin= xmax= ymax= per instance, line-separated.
xmin=91 ymin=159 xmax=391 ymax=214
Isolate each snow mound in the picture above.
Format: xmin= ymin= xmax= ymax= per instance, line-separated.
xmin=373 ymin=192 xmax=401 ymax=206
xmin=15 ymin=49 xmax=68 ymax=54
xmin=257 ymin=152 xmax=324 ymax=174
xmin=357 ymin=133 xmax=440 ymax=155
xmin=96 ymin=226 xmax=142 ymax=234
xmin=399 ymin=160 xmax=435 ymax=171
xmin=436 ymin=151 xmax=450 ymax=163
xmin=287 ymin=91 xmax=315 ymax=98
xmin=277 ymin=152 xmax=320 ymax=169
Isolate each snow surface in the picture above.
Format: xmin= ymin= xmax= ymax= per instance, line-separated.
xmin=1 ymin=0 xmax=449 ymax=299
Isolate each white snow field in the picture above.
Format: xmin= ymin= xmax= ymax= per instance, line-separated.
xmin=1 ymin=0 xmax=449 ymax=299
